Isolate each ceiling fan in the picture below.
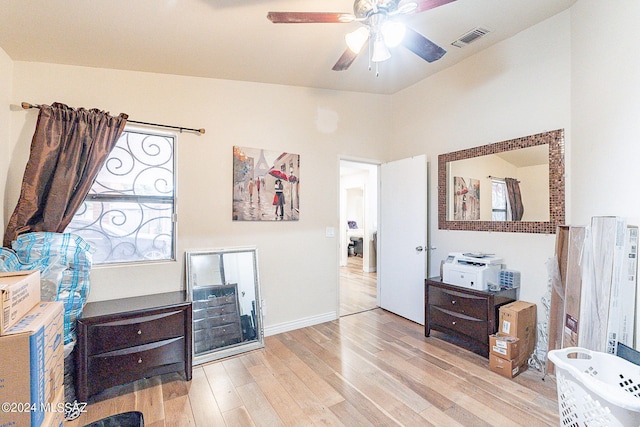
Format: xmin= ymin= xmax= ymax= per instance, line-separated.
xmin=267 ymin=0 xmax=457 ymax=72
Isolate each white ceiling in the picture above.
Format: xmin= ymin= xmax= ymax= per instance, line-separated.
xmin=0 ymin=0 xmax=576 ymax=95
xmin=495 ymin=144 xmax=549 ymax=168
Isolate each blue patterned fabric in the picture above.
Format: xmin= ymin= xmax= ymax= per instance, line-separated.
xmin=0 ymin=232 xmax=94 ymax=344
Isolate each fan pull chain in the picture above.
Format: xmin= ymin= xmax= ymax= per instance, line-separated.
xmin=368 ymin=37 xmax=372 ymax=72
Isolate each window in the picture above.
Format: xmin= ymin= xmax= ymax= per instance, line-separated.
xmin=491 ymin=179 xmax=509 ymax=221
xmin=65 ymin=128 xmax=176 ymax=265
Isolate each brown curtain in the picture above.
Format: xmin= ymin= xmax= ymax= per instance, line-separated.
xmin=3 ymin=102 xmax=128 ymax=247
xmin=504 ymin=177 xmax=524 ymax=221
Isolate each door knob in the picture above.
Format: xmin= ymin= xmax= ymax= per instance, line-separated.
xmin=416 ymin=246 xmax=424 ymax=252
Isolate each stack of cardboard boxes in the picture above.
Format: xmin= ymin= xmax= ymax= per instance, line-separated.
xmin=0 ymin=271 xmax=65 ymax=427
xmin=489 ymin=300 xmax=537 ymax=379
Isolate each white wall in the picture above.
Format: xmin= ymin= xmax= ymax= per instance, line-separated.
xmin=7 ymin=3 xmax=631 ymax=338
xmin=6 ymin=62 xmax=391 ymax=331
xmin=391 ymin=11 xmax=572 ymax=319
xmin=0 ymin=47 xmax=12 ymax=231
xmin=571 ymin=1 xmax=640 ymax=227
xmin=519 ymin=164 xmax=549 ymax=221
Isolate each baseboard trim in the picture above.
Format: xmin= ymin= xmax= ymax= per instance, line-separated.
xmin=264 ymin=311 xmax=338 ymax=337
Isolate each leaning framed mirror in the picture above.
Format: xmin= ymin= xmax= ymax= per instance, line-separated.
xmin=438 ymin=129 xmax=565 ymax=234
xmin=186 ymin=246 xmax=264 ymax=365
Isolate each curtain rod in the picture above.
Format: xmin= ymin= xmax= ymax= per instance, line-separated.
xmin=21 ymin=102 xmax=205 ymax=135
xmin=487 ymin=175 xmax=520 ymax=183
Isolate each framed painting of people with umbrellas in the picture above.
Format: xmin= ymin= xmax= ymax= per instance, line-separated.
xmin=453 ymin=176 xmax=480 ymax=220
xmin=233 ymin=146 xmax=300 ymax=221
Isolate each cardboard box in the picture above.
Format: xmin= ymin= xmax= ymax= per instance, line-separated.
xmin=0 ymin=302 xmax=64 ymax=427
xmin=489 ymin=353 xmax=526 ymax=379
xmin=41 ymin=387 xmax=65 ymax=427
xmin=0 ymin=270 xmax=41 ymax=334
xmin=489 ymin=333 xmax=520 ymax=360
xmin=614 ymin=226 xmax=637 ymax=350
xmin=547 ymin=225 xmax=570 ymax=375
xmin=604 ymin=219 xmax=631 ymax=354
xmin=560 ymin=226 xmax=586 ymax=350
xmin=499 ymin=301 xmax=536 ymax=366
xmin=582 ymin=216 xmax=625 ymax=353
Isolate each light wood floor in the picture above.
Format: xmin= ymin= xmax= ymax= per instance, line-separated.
xmin=339 ymin=256 xmax=377 ymax=317
xmin=65 ymin=309 xmax=559 ymax=427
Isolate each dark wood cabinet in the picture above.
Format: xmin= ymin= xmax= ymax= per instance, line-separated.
xmin=76 ymin=291 xmax=192 ymax=401
xmin=425 ymin=277 xmax=517 ymax=357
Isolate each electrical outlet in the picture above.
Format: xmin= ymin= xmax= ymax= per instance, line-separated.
xmin=261 ymin=299 xmax=266 ymax=317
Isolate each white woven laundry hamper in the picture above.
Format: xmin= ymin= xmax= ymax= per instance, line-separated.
xmin=548 ymin=347 xmax=640 ymax=427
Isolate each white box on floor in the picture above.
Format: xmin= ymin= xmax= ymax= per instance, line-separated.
xmin=0 ymin=270 xmax=41 ymax=334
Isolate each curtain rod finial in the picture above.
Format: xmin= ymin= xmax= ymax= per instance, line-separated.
xmin=198 ymin=128 xmax=205 ymax=135
xmin=21 ymin=102 xmax=37 ymax=110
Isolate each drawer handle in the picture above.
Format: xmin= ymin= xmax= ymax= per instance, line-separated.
xmin=138 ymin=358 xmax=143 ymax=364
xmin=137 ymin=330 xmax=142 ymax=335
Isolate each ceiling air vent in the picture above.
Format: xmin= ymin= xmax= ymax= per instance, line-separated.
xmin=451 ymin=27 xmax=490 ymax=48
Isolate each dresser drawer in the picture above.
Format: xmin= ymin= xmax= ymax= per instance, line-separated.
xmin=430 ymin=306 xmax=488 ymax=344
xmin=194 ymin=323 xmax=242 ymax=352
xmin=193 ymin=302 xmax=238 ymax=319
xmin=193 ymin=313 xmax=240 ymax=330
xmin=208 ymin=295 xmax=237 ymax=307
xmin=192 ymin=295 xmax=236 ymax=310
xmin=194 ymin=323 xmax=242 ymax=342
xmin=87 ymin=309 xmax=185 ymax=354
xmin=429 ymin=286 xmax=488 ymax=320
xmin=87 ymin=336 xmax=185 ymax=396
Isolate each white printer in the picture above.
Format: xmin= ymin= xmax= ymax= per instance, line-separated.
xmin=442 ymin=252 xmax=503 ymax=291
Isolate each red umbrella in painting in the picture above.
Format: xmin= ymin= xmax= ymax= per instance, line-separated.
xmin=269 ymin=169 xmax=288 ymax=180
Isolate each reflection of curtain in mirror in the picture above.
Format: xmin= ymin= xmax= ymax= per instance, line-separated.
xmin=505 ymin=178 xmax=524 ymax=221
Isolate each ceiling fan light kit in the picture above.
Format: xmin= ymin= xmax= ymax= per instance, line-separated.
xmin=346 ymin=27 xmax=370 ymax=54
xmin=381 ymin=21 xmax=407 ymax=47
xmin=372 ymin=36 xmax=391 ymax=62
xmin=267 ymin=0 xmax=457 ymax=74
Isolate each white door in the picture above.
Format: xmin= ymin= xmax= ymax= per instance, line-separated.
xmin=379 ymin=155 xmax=427 ymax=325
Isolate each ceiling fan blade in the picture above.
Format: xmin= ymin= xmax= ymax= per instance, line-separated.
xmin=332 ymin=48 xmax=361 ymax=71
xmin=402 ymin=27 xmax=446 ymax=62
xmin=267 ymin=12 xmax=355 ymax=24
xmin=412 ymin=0 xmax=457 ymax=14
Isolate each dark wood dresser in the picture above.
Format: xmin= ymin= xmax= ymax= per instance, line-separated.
xmin=75 ymin=291 xmax=192 ymax=401
xmin=192 ymin=283 xmax=243 ymax=358
xmin=425 ymin=277 xmax=517 ymax=357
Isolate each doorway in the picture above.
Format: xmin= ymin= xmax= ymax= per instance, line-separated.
xmin=339 ymin=160 xmax=378 ymax=317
